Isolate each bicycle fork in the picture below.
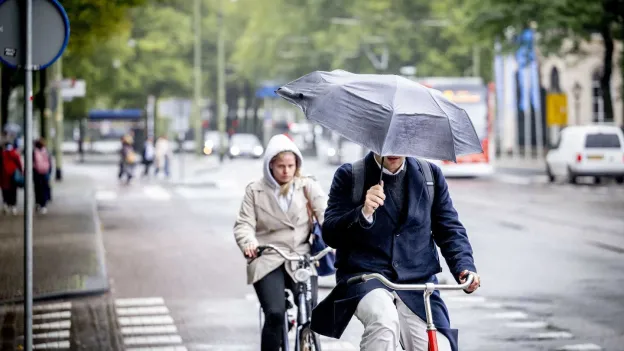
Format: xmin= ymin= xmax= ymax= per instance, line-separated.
xmin=424 ymin=283 xmax=438 ymax=351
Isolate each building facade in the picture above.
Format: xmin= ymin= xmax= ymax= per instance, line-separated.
xmin=540 ymin=34 xmax=623 ymax=128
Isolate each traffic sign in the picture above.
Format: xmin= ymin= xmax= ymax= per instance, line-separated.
xmin=546 ymin=93 xmax=568 ymax=126
xmin=0 ymin=0 xmax=69 ymax=70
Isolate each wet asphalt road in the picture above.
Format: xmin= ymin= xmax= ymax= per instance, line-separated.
xmin=3 ymin=152 xmax=623 ymax=351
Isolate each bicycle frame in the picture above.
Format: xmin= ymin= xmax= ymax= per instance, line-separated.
xmin=347 ymin=273 xmax=475 ymax=351
xmin=256 ymin=245 xmax=332 ymax=351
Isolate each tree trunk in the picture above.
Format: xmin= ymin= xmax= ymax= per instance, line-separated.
xmin=599 ymin=18 xmax=614 ymax=122
xmin=38 ymin=69 xmax=47 ymax=139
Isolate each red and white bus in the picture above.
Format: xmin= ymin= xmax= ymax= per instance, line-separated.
xmin=415 ymin=77 xmax=495 ymax=177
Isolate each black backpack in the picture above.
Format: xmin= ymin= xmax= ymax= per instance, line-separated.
xmin=350 ymin=157 xmax=435 ymax=206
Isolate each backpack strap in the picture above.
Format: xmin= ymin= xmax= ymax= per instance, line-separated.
xmin=414 ymin=158 xmax=435 ymax=204
xmin=350 ymin=158 xmax=366 ymax=204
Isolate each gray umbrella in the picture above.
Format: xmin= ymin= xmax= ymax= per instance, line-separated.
xmin=276 ymin=69 xmax=482 ymax=162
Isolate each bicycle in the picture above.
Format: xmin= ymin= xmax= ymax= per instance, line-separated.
xmin=256 ymin=244 xmax=333 ymax=351
xmin=347 ymin=272 xmax=475 ymax=351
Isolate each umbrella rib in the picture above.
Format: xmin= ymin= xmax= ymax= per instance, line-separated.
xmin=425 ymin=88 xmax=457 ymax=162
xmin=380 ymin=76 xmax=400 ymax=156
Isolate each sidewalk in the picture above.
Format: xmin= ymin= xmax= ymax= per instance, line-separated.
xmin=0 ymin=173 xmax=108 ymax=303
xmin=494 ymin=156 xmax=546 ymax=175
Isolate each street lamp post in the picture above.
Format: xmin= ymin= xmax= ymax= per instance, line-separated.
xmin=193 ymin=0 xmax=203 ymax=156
xmin=217 ymin=0 xmax=226 ymax=163
xmin=573 ymin=82 xmax=581 ymax=126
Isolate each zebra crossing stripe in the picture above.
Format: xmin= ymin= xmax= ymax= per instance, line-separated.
xmin=555 ymin=344 xmax=602 ymax=351
xmin=33 ymin=302 xmax=72 ymax=312
xmin=124 ymin=335 xmax=183 ymax=346
xmin=126 ymin=347 xmax=188 ymax=351
xmin=117 ymin=306 xmax=170 ymax=316
xmin=118 ymin=316 xmax=175 ymax=326
xmin=33 ymin=311 xmax=72 ymax=320
xmin=528 ymin=331 xmax=574 ymax=340
xmin=115 ymin=297 xmax=165 ymax=307
xmin=122 ymin=325 xmax=179 ymax=335
xmin=33 ymin=320 xmax=71 ymax=330
xmin=504 ymin=321 xmax=549 ymax=329
xmin=32 ymin=330 xmax=70 ymax=339
xmin=32 ymin=341 xmax=70 ymax=349
xmin=31 ymin=302 xmax=72 ymax=350
xmin=486 ymin=311 xmax=528 ymax=320
xmin=115 ymin=297 xmax=187 ymax=350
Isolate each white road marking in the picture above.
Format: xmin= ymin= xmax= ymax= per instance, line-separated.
xmin=244 ymin=293 xmax=257 ymax=301
xmin=555 ymin=344 xmax=603 ymax=351
xmin=118 ymin=316 xmax=175 ymax=326
xmin=189 ymin=341 xmax=356 ymax=351
xmin=122 ymin=325 xmax=178 ymax=335
xmin=32 ymin=321 xmax=71 ymax=330
xmin=33 ymin=330 xmax=70 ymax=339
xmin=528 ymin=331 xmax=574 ymax=340
xmin=124 ymin=335 xmax=183 ymax=346
xmin=33 ymin=311 xmax=71 ymax=320
xmin=143 ymin=185 xmax=172 ymax=201
xmin=116 ymin=306 xmax=170 ymax=316
xmin=504 ymin=321 xmax=549 ymax=329
xmin=95 ymin=190 xmax=118 ymax=201
xmin=115 ymin=297 xmax=165 ymax=307
xmin=485 ymin=311 xmax=529 ymax=320
xmin=33 ymin=302 xmax=72 ymax=312
xmin=126 ymin=347 xmax=188 ymax=351
xmin=33 ymin=341 xmax=70 ymax=349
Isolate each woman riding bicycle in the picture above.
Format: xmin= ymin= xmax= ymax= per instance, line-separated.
xmin=233 ymin=134 xmax=328 ymax=351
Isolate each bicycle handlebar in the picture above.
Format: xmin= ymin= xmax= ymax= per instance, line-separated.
xmin=346 ymin=272 xmax=475 ymax=291
xmin=257 ymin=244 xmax=333 ymax=263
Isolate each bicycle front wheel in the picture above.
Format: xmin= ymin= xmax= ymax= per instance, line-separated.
xmin=299 ymin=327 xmax=321 ymax=351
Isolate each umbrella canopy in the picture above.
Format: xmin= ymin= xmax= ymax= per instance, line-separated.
xmin=276 ymin=70 xmax=483 ymax=162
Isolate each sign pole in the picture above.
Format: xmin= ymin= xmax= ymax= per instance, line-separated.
xmin=23 ymin=0 xmax=34 ymax=349
xmin=0 ymin=1 xmax=70 ymax=348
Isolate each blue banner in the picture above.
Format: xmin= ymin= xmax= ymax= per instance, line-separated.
xmin=515 ymin=29 xmax=534 ymax=112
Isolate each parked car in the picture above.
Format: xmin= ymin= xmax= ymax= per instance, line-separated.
xmin=546 ymin=125 xmax=624 ymax=184
xmin=228 ymin=133 xmax=264 ymax=159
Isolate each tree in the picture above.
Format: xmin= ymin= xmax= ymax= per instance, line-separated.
xmin=464 ymin=0 xmax=624 ymax=123
xmin=1 ymin=0 xmax=150 ymax=128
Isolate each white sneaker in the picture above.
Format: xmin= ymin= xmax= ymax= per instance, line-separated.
xmin=39 ymin=207 xmax=48 ymax=215
xmin=10 ymin=207 xmax=17 ymax=215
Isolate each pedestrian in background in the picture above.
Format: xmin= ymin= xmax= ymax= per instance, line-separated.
xmin=119 ymin=134 xmax=137 ymax=185
xmin=154 ymin=135 xmax=171 ymax=179
xmin=0 ymin=134 xmax=23 ymax=215
xmin=142 ymin=137 xmax=155 ymax=177
xmin=33 ymin=138 xmax=52 ymax=214
xmin=233 ymin=134 xmax=327 ymax=351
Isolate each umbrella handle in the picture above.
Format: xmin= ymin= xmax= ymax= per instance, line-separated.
xmin=379 ymin=156 xmax=384 ymax=184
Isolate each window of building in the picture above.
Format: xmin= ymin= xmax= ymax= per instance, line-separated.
xmin=592 ymin=69 xmax=604 ymax=123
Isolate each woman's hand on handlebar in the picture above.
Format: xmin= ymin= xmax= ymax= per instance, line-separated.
xmin=459 ymin=270 xmax=480 ymax=293
xmin=244 ymin=242 xmax=258 ymax=258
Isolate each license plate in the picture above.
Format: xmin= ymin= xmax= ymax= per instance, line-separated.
xmin=587 ymin=155 xmax=604 ymax=160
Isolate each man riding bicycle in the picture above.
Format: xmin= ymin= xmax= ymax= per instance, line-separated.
xmin=311 ymin=153 xmax=481 ymax=351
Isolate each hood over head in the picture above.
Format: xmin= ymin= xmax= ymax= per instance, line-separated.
xmin=263 ymin=134 xmax=303 ymax=189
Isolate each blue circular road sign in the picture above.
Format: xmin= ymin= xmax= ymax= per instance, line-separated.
xmin=0 ymin=0 xmax=70 ymax=70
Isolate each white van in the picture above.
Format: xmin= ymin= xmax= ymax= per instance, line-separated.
xmin=546 ymin=125 xmax=624 ymax=184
